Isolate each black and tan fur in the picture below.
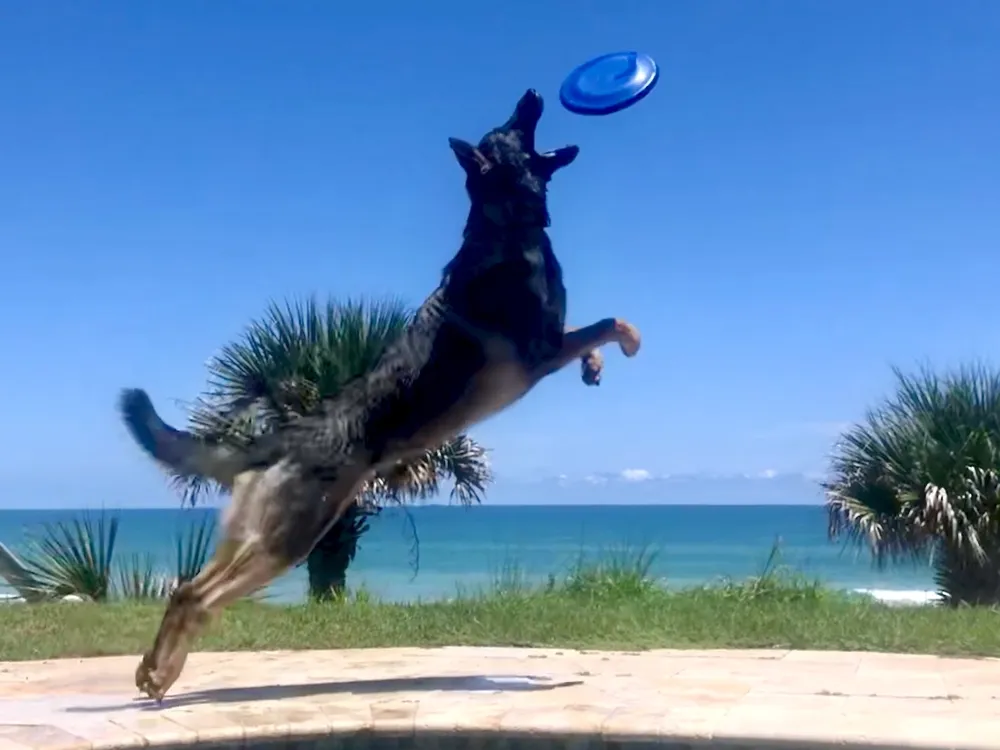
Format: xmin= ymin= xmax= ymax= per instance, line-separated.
xmin=119 ymin=90 xmax=641 ymax=701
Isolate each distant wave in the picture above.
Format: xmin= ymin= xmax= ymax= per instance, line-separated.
xmin=852 ymin=588 xmax=941 ymax=606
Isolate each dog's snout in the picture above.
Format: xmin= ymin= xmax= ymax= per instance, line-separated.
xmin=517 ymin=89 xmax=544 ymax=120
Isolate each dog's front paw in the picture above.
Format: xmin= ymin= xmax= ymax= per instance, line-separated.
xmin=581 ymin=350 xmax=604 ymax=386
xmin=614 ymin=321 xmax=641 ymax=357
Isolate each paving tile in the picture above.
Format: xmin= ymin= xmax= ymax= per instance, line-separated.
xmin=368 ymin=698 xmax=420 ymax=736
xmin=415 ymin=698 xmax=512 ymax=735
xmin=654 ymin=706 xmax=731 ymax=742
xmin=150 ymin=707 xmax=242 ymax=746
xmin=600 ymin=708 xmax=668 ymax=742
xmin=3 ymin=648 xmax=1000 ymax=750
xmin=780 ymin=649 xmax=865 ymax=665
xmin=309 ymin=703 xmax=372 ymax=736
xmin=0 ymin=726 xmax=90 ymax=750
xmin=499 ymin=702 xmax=613 ymax=737
xmin=713 ymin=692 xmax=849 ymax=746
xmin=108 ymin=712 xmax=198 ymax=746
xmin=41 ymin=719 xmax=144 ymax=750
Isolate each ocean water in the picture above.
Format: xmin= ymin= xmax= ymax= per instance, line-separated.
xmin=0 ymin=505 xmax=935 ymax=603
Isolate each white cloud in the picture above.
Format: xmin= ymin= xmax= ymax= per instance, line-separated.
xmin=583 ymin=474 xmax=608 ymax=485
xmin=758 ymin=469 xmax=778 ymax=479
xmin=620 ymin=468 xmax=653 ymax=482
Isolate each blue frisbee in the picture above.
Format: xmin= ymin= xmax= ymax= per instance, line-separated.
xmin=559 ymin=51 xmax=659 ymax=116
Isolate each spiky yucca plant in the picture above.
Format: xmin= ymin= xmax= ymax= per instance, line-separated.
xmin=825 ymin=364 xmax=1000 ymax=606
xmin=19 ymin=513 xmax=119 ymax=601
xmin=176 ymin=297 xmax=493 ymax=600
xmin=17 ymin=511 xmax=216 ymax=601
xmin=116 ymin=553 xmax=173 ymax=600
xmin=117 ymin=512 xmax=217 ymax=600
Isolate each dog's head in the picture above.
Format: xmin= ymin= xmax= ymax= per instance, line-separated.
xmin=448 ymin=89 xmax=579 ymax=227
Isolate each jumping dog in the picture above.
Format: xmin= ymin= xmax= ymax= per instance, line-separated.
xmin=120 ymin=89 xmax=641 ymax=700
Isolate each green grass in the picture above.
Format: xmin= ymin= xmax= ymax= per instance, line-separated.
xmin=3 ymin=553 xmax=1000 ymax=661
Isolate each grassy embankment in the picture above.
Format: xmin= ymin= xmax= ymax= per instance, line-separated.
xmin=3 ymin=548 xmax=998 ymax=661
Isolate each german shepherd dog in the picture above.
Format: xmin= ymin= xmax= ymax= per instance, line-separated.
xmin=120 ymin=89 xmax=641 ymax=701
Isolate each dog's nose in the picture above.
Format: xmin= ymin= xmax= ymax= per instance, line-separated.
xmin=517 ymin=89 xmax=544 ymax=120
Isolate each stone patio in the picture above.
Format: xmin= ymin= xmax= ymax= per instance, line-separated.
xmin=0 ymin=648 xmax=998 ymax=750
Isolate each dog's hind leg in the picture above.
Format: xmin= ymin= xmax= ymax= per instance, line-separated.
xmin=135 ymin=461 xmax=371 ymax=702
xmin=133 ymin=533 xmax=286 ymax=702
xmin=538 ymin=319 xmax=641 ymax=384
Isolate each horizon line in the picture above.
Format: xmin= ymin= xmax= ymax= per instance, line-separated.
xmin=0 ymin=501 xmax=826 ymax=511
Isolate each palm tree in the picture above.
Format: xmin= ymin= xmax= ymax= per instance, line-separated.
xmin=824 ymin=364 xmax=1000 ymax=606
xmin=177 ymin=297 xmax=493 ymax=600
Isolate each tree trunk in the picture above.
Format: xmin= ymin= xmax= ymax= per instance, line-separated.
xmin=934 ymin=538 xmax=1000 ymax=606
xmin=305 ymin=502 xmax=372 ymax=601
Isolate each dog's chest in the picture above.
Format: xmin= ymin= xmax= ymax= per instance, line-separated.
xmin=446 ymin=234 xmax=567 ymax=364
xmin=455 ymin=346 xmax=535 ymax=426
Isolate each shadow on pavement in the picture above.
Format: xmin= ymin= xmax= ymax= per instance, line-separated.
xmin=65 ymin=674 xmax=586 ymax=712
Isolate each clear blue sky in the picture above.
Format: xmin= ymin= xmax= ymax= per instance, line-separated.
xmin=1 ymin=2 xmax=998 ymax=507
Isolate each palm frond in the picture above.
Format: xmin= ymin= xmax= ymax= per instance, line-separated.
xmin=824 ymin=363 xmax=1000 ymax=602
xmin=170 ymin=394 xmax=264 ymax=504
xmin=432 ymin=434 xmax=494 ymax=504
xmin=175 ymin=513 xmax=216 ymax=583
xmin=172 ymin=474 xmax=216 ymax=508
xmin=114 ymin=514 xmax=217 ymax=600
xmin=19 ymin=512 xmax=119 ymax=601
xmin=362 ymin=434 xmax=492 ymax=507
xmin=400 ymin=506 xmax=421 ymax=581
xmin=171 ymin=296 xmax=415 ymax=504
xmin=204 ymin=296 xmax=411 ymax=417
xmin=116 ymin=554 xmax=172 ymax=600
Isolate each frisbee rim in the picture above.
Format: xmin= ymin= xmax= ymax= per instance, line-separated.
xmin=559 ymin=51 xmax=659 ymax=116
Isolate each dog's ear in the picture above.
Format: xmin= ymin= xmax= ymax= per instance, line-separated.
xmin=449 ymin=138 xmax=492 ymax=176
xmin=536 ymin=145 xmax=579 ymax=178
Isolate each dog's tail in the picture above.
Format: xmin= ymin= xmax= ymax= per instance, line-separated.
xmin=119 ymin=388 xmax=246 ymax=487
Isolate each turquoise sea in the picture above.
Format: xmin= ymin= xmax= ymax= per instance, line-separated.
xmin=0 ymin=505 xmax=935 ymax=603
